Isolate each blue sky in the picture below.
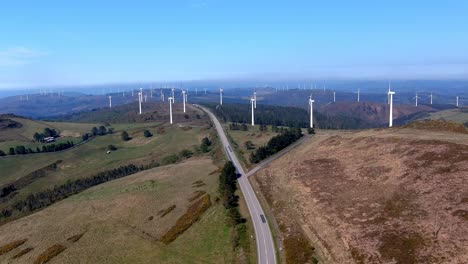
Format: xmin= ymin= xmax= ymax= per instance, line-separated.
xmin=1 ymin=0 xmax=467 ymax=88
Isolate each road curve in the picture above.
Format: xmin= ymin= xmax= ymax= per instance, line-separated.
xmin=197 ymin=105 xmax=277 ymax=264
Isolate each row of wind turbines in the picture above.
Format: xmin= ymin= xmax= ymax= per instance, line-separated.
xmin=108 ymin=84 xmax=463 ymax=128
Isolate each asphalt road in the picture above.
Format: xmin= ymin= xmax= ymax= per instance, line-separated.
xmin=197 ymin=105 xmax=277 ymax=264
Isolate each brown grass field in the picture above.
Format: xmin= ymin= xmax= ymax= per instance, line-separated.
xmin=0 ymin=157 xmax=236 ymax=263
xmin=252 ymin=126 xmax=468 ymax=263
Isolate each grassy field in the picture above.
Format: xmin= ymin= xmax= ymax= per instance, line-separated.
xmin=418 ymin=107 xmax=468 ymax=124
xmin=0 ymin=123 xmax=209 ymax=204
xmin=224 ymin=124 xmax=278 ymax=169
xmin=0 ymin=157 xmax=236 ymax=263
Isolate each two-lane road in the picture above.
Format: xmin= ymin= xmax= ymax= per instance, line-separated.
xmin=197 ymin=105 xmax=277 ymax=264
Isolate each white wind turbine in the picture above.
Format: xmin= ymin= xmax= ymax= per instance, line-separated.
xmin=144 ymin=94 xmax=147 ymax=102
xmin=388 ymin=88 xmax=395 ymax=127
xmin=219 ymin=88 xmax=223 ymax=105
xmin=109 ymin=96 xmax=112 ymax=109
xmin=430 ymin=92 xmax=433 ymax=105
xmin=168 ymin=96 xmax=174 ymax=124
xmin=138 ymin=88 xmax=143 ymax=114
xmin=182 ymin=90 xmax=187 ymax=113
xmin=250 ymin=96 xmax=256 ymax=126
xmin=161 ymin=89 xmax=165 ymax=102
xmin=357 ymin=88 xmax=360 ymax=102
xmin=333 ymin=91 xmax=336 ymax=103
xmin=414 ymin=92 xmax=420 ymax=107
xmin=309 ymin=95 xmax=315 ymax=128
xmin=456 ymin=96 xmax=459 ymax=107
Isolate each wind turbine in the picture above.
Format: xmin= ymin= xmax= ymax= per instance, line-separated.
xmin=168 ymin=96 xmax=174 ymax=124
xmin=430 ymin=92 xmax=433 ymax=105
xmin=161 ymin=89 xmax=165 ymax=102
xmin=387 ymin=82 xmax=391 ymax=104
xmin=144 ymin=94 xmax=147 ymax=102
xmin=333 ymin=91 xmax=336 ymax=103
xmin=253 ymin=90 xmax=257 ymax=108
xmin=357 ymin=89 xmax=360 ymax=102
xmin=250 ymin=96 xmax=256 ymax=126
xmin=388 ymin=88 xmax=395 ymax=127
xmin=456 ymin=96 xmax=459 ymax=107
xmin=309 ymin=95 xmax=315 ymax=128
xmin=413 ymin=92 xmax=420 ymax=107
xmin=219 ymin=88 xmax=223 ymax=105
xmin=182 ymin=90 xmax=187 ymax=113
xmin=109 ymin=96 xmax=112 ymax=109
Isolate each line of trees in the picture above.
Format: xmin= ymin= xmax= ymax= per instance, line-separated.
xmin=250 ymin=127 xmax=303 ymax=163
xmin=5 ymin=141 xmax=75 ymax=156
xmin=218 ymin=161 xmax=244 ymax=226
xmin=1 ymin=164 xmax=141 ymax=219
xmin=229 ymin=123 xmax=248 ymax=131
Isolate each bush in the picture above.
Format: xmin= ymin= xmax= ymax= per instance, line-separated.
xmin=121 ymin=131 xmax=130 ymax=141
xmin=98 ymin=126 xmax=107 ymax=136
xmin=307 ymin=127 xmax=315 ymax=134
xmin=0 ymin=150 xmax=5 ymax=156
xmin=143 ymin=129 xmax=153 ymax=137
xmin=8 ymin=148 xmax=15 ymax=155
xmin=179 ymin=149 xmax=193 ymax=158
xmin=244 ymin=140 xmax=255 ymax=150
xmin=200 ymin=137 xmax=212 ymax=153
xmin=162 ymin=154 xmax=180 ymax=165
xmin=108 ymin=145 xmax=117 ymax=151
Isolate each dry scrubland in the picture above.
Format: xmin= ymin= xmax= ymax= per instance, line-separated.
xmin=0 ymin=157 xmax=235 ymax=263
xmin=253 ymin=124 xmax=468 ymax=263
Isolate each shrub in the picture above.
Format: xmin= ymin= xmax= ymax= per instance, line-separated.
xmin=34 ymin=244 xmax=66 ymax=264
xmin=8 ymin=147 xmax=15 ymax=155
xmin=200 ymin=137 xmax=212 ymax=153
xmin=307 ymin=127 xmax=315 ymax=134
xmin=121 ymin=131 xmax=130 ymax=141
xmin=179 ymin=149 xmax=193 ymax=158
xmin=160 ymin=194 xmax=211 ymax=244
xmin=143 ymin=129 xmax=153 ymax=137
xmin=162 ymin=154 xmax=180 ymax=165
xmin=67 ymin=233 xmax=85 ymax=243
xmin=108 ymin=145 xmax=117 ymax=151
xmin=244 ymin=140 xmax=255 ymax=150
xmin=0 ymin=239 xmax=27 ymax=255
xmin=0 ymin=150 xmax=5 ymax=156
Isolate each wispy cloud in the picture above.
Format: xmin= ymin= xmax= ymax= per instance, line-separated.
xmin=0 ymin=46 xmax=46 ymax=67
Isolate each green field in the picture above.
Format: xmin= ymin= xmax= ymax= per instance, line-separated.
xmin=0 ymin=158 xmax=237 ymax=263
xmin=224 ymin=124 xmax=278 ymax=169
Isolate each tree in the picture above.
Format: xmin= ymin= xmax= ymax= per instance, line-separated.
xmin=107 ymin=128 xmax=114 ymax=134
xmin=15 ymin=146 xmax=27 ymax=155
xmin=8 ymin=147 xmax=15 ymax=155
xmin=33 ymin=132 xmax=43 ymax=142
xmin=98 ymin=126 xmax=107 ymax=136
xmin=200 ymin=137 xmax=212 ymax=153
xmin=121 ymin=131 xmax=130 ymax=141
xmin=143 ymin=130 xmax=153 ymax=138
xmin=0 ymin=150 xmax=6 ymax=156
xmin=307 ymin=127 xmax=315 ymax=134
xmin=241 ymin=123 xmax=248 ymax=131
xmin=91 ymin=127 xmax=98 ymax=136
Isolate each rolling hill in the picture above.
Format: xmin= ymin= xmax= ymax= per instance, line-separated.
xmin=251 ymin=121 xmax=468 ymax=263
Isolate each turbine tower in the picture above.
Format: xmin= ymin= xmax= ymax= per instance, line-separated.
xmin=388 ymin=89 xmax=395 ymax=127
xmin=309 ymin=95 xmax=315 ymax=128
xmin=250 ymin=96 xmax=256 ymax=126
xmin=109 ymin=96 xmax=112 ymax=109
xmin=171 ymin=88 xmax=175 ymax=104
xmin=161 ymin=89 xmax=165 ymax=102
xmin=333 ymin=91 xmax=336 ymax=103
xmin=219 ymin=88 xmax=223 ymax=105
xmin=430 ymin=92 xmax=433 ymax=105
xmin=182 ymin=90 xmax=187 ymax=113
xmin=138 ymin=91 xmax=142 ymax=114
xmin=414 ymin=92 xmax=420 ymax=107
xmin=168 ymin=96 xmax=174 ymax=124
xmin=357 ymin=89 xmax=360 ymax=102
xmin=456 ymin=96 xmax=459 ymax=107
